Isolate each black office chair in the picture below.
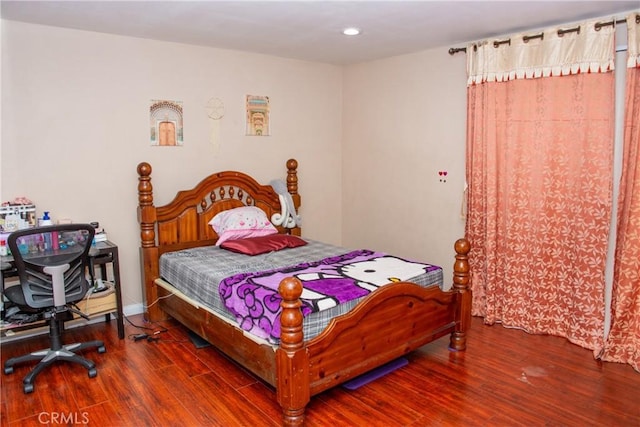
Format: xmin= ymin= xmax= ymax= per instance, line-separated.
xmin=2 ymin=224 xmax=106 ymax=393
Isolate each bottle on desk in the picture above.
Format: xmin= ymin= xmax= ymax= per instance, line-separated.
xmin=39 ymin=212 xmax=53 ymax=251
xmin=51 ymin=232 xmax=59 ymax=250
xmin=39 ymin=211 xmax=52 ymax=227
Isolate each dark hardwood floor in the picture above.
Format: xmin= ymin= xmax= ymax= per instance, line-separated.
xmin=1 ymin=315 xmax=638 ymax=426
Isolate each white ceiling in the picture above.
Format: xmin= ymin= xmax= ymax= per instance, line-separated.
xmin=1 ymin=1 xmax=638 ymax=65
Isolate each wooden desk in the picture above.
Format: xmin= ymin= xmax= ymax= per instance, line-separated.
xmin=0 ymin=240 xmax=125 ymax=340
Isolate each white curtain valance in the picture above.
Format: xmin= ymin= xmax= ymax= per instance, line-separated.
xmin=467 ymin=18 xmax=615 ymax=85
xmin=628 ymin=13 xmax=640 ymax=68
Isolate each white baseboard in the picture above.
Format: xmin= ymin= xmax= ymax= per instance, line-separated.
xmin=123 ymin=303 xmax=145 ymax=316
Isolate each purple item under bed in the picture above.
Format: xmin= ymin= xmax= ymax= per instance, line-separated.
xmin=342 ymin=357 xmax=409 ymax=390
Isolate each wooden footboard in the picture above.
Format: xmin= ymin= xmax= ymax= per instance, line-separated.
xmin=276 ymin=238 xmax=471 ymax=426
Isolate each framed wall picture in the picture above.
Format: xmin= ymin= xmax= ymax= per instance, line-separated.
xmin=246 ymin=95 xmax=270 ymax=136
xmin=150 ymin=99 xmax=184 ymax=146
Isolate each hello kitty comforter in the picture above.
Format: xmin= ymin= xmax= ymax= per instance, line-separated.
xmin=218 ymin=249 xmax=441 ymax=342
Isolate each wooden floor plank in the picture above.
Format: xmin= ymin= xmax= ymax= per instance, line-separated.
xmin=191 ymin=371 xmax=280 ymax=427
xmin=155 ymin=365 xmax=233 ymax=426
xmin=1 ymin=315 xmax=639 ymax=426
xmin=236 ymin=381 xmax=285 ymax=423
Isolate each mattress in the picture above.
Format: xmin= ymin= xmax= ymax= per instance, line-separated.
xmin=159 ymin=239 xmax=443 ymax=342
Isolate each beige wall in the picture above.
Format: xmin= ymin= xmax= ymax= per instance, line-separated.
xmin=1 ymin=21 xmax=343 ymax=311
xmin=342 ymin=50 xmax=467 ymax=285
xmin=1 ymin=20 xmax=469 ymax=312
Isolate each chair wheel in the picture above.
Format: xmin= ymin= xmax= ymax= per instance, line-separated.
xmin=88 ymin=368 xmax=97 ymax=378
xmin=98 ymin=346 xmax=106 ymax=354
xmin=24 ymin=383 xmax=34 ymax=394
xmin=4 ymin=366 xmax=14 ymax=375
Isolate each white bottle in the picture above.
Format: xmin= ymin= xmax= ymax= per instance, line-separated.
xmin=40 ymin=211 xmax=53 ymax=226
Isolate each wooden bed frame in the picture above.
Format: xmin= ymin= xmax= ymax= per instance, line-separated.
xmin=136 ymin=159 xmax=471 ymax=426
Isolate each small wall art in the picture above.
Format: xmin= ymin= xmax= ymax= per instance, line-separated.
xmin=246 ymin=95 xmax=270 ymax=136
xmin=150 ymin=99 xmax=184 ymax=146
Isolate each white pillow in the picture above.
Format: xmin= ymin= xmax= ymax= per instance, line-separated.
xmin=209 ymin=206 xmax=278 ymax=246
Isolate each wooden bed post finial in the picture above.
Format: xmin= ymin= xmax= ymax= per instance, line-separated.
xmin=277 ymin=276 xmax=309 ymax=427
xmin=450 ymin=238 xmax=471 ymax=351
xmin=286 ymin=158 xmax=298 ymax=196
xmin=453 ymin=238 xmax=470 ymax=290
xmin=278 ymin=277 xmax=304 ymax=351
xmin=137 ymin=162 xmax=153 ymax=204
xmin=285 ymin=159 xmax=302 ymax=237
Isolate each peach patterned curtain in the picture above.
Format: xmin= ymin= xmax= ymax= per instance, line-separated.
xmin=597 ymin=14 xmax=640 ymax=372
xmin=465 ymin=19 xmax=616 ymax=350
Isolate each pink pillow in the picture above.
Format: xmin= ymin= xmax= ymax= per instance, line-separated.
xmin=209 ymin=206 xmax=277 ymax=246
xmin=220 ymin=234 xmax=307 ymax=255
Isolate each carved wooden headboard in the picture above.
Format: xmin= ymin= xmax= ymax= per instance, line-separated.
xmin=136 ymin=158 xmax=301 ymax=319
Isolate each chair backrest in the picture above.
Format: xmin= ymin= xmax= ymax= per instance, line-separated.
xmin=7 ymin=224 xmax=95 ymax=309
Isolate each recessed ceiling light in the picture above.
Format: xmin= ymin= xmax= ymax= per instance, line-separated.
xmin=342 ymin=27 xmax=361 ymax=36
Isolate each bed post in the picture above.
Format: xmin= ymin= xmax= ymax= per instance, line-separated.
xmin=285 ymin=159 xmax=302 ymax=237
xmin=276 ymin=277 xmax=309 ymax=426
xmin=449 ymin=238 xmax=471 ymax=351
xmin=137 ymin=162 xmax=164 ymax=321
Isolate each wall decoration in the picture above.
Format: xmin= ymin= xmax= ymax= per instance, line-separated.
xmin=206 ymin=97 xmax=225 ymax=154
xmin=150 ymin=99 xmax=183 ymax=146
xmin=246 ymin=95 xmax=270 ymax=136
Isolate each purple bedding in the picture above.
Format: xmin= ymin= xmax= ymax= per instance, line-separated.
xmin=219 ymin=249 xmax=440 ymax=341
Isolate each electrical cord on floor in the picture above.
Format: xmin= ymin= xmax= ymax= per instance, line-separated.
xmin=124 ymin=314 xmax=168 ymax=333
xmin=128 ymin=331 xmax=189 ymax=344
xmin=124 ymin=316 xmax=189 ymax=344
xmin=125 ymin=314 xmax=168 ymax=342
xmin=129 ymin=331 xmax=161 ymax=342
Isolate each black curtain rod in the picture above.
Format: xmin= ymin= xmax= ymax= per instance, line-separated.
xmin=448 ymin=47 xmax=467 ymax=55
xmin=595 ymin=17 xmax=635 ymax=30
xmin=449 ymin=15 xmax=638 ymax=55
